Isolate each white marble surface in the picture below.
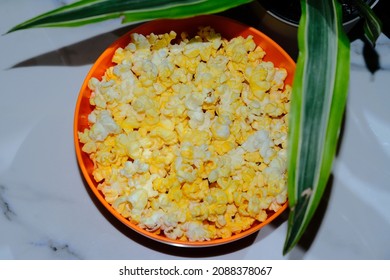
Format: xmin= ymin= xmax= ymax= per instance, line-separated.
xmin=1 ymin=0 xmax=389 ymax=260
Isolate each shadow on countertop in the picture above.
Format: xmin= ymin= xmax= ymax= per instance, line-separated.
xmin=9 ymin=24 xmax=138 ymax=69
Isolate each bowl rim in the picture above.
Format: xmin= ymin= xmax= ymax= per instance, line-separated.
xmin=74 ymin=14 xmax=294 ymax=247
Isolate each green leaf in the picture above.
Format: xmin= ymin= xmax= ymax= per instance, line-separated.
xmin=7 ymin=0 xmax=252 ymax=33
xmin=283 ymin=0 xmax=350 ymax=254
xmin=351 ymin=0 xmax=382 ymax=47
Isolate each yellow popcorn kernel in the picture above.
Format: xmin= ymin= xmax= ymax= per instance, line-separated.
xmin=124 ymin=41 xmax=137 ymax=53
xmin=111 ymin=104 xmax=129 ymax=123
xmin=99 ymin=184 xmax=120 ymax=204
xmin=152 ymin=176 xmax=171 ymax=194
xmin=206 ymin=224 xmax=218 ymax=240
xmin=176 ymin=160 xmax=196 ymax=183
xmin=132 ymin=94 xmax=155 ymax=113
xmin=150 ymin=31 xmax=177 ymax=50
xmin=182 ymin=178 xmax=209 ymax=201
xmin=173 ymin=53 xmax=187 ymax=69
xmin=157 ymin=61 xmax=174 ymax=80
xmin=103 ymin=67 xmax=117 ymax=83
xmin=211 ymin=139 xmax=235 ymax=155
xmin=112 ymin=47 xmax=126 ymax=64
xmin=153 ymin=175 xmax=180 ymax=195
xmin=181 ymin=129 xmax=211 ymax=145
xmin=230 ymin=120 xmax=252 ymax=145
xmin=148 ymin=163 xmax=167 ymax=178
xmin=120 ymin=159 xmax=149 ymax=179
xmin=89 ymin=92 xmax=107 ymax=109
xmin=225 ymin=212 xmax=254 ymax=234
xmin=217 ymin=226 xmax=233 ymax=239
xmin=196 ymin=26 xmax=212 ymax=38
xmin=244 ymin=151 xmax=263 ymax=163
xmin=245 ymin=64 xmax=267 ymax=81
xmin=88 ymin=112 xmax=121 ymax=142
xmin=194 ymin=63 xmax=216 ymax=88
xmin=112 ymin=188 xmax=148 ymax=218
xmin=249 ymin=171 xmax=265 ymax=189
xmin=241 ymin=166 xmax=257 ymax=185
xmin=216 ymin=97 xmax=242 ymax=117
xmin=94 ymin=150 xmax=118 ymax=167
xmin=183 ymin=42 xmax=203 ymax=58
xmin=131 ymin=83 xmax=147 ymax=97
xmin=164 ymin=204 xmax=187 ymax=227
xmin=112 ymin=196 xmax=132 ymax=219
xmin=174 ymin=122 xmax=190 ymax=140
xmin=214 ymin=214 xmax=227 ymax=228
xmin=138 ymin=209 xmax=165 ymax=231
xmin=120 ymin=116 xmax=142 ymax=132
xmin=249 ymin=76 xmax=271 ymax=93
xmin=250 ymin=116 xmax=272 ymax=131
xmin=265 ymin=102 xmax=285 ymax=117
xmin=269 ymin=68 xmax=288 ymax=90
xmin=150 ymin=126 xmax=178 ymax=145
xmin=162 ymin=148 xmax=176 ymax=166
xmin=256 ymin=210 xmax=268 ymax=222
xmin=167 ymin=184 xmax=183 ymax=203
xmin=78 ymin=130 xmax=97 ymax=152
xmin=188 ymin=110 xmax=211 ymax=131
xmin=243 ymin=35 xmax=256 ymax=51
xmin=184 ymin=92 xmax=203 ymax=111
xmin=225 ymin=71 xmax=244 ymax=93
xmin=170 ymin=67 xmax=190 ymax=84
xmin=147 ymin=150 xmax=171 ymax=176
xmin=233 ymin=192 xmax=250 ymax=216
xmin=183 ymin=221 xmax=211 ymax=242
xmin=92 ymin=165 xmax=111 ymax=182
xmin=247 ymin=195 xmax=263 ymax=217
xmin=225 ymin=37 xmax=248 ymax=62
xmin=115 ymin=133 xmax=142 ymax=159
xmin=81 ymin=141 xmax=97 ymax=154
xmin=202 ymin=158 xmax=217 ymax=177
xmin=199 ymin=44 xmax=212 ymax=61
xmin=205 ymin=188 xmax=228 ymax=216
xmin=153 ymin=82 xmax=167 ymax=96
xmin=88 ymin=77 xmax=100 ymax=91
xmin=189 ymin=202 xmax=209 ymax=221
xmin=164 ymin=225 xmax=185 ymax=240
xmin=210 ymin=115 xmax=231 ymax=141
xmin=99 ymin=171 xmax=128 ymax=202
xmin=131 ymin=33 xmax=151 ymax=49
xmin=248 ymin=46 xmax=265 ymax=61
xmin=216 ymin=155 xmax=233 ymax=178
xmin=179 ymin=143 xmax=194 ymax=160
xmin=222 ymin=180 xmax=239 ymax=204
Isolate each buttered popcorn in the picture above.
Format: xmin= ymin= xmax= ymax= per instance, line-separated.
xmin=78 ymin=27 xmax=291 ymax=242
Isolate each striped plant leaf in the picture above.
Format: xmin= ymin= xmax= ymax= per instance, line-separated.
xmin=352 ymin=0 xmax=382 ymax=47
xmin=283 ymin=0 xmax=350 ymax=254
xmin=7 ymin=0 xmax=252 ymax=33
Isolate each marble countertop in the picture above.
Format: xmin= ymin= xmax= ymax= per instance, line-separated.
xmin=1 ymin=0 xmax=389 ymax=260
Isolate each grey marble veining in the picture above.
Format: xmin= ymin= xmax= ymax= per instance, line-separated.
xmin=0 ymin=185 xmax=16 ymax=221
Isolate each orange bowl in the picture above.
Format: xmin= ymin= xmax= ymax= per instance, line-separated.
xmin=74 ymin=15 xmax=294 ymax=247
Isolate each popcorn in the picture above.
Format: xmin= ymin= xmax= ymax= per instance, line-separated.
xmin=79 ymin=27 xmax=291 ymax=242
